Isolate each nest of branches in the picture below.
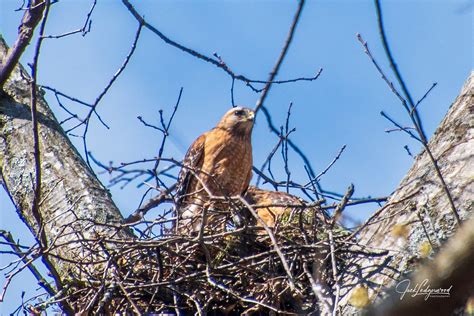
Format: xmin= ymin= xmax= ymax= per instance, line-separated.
xmin=55 ymin=200 xmax=379 ymax=316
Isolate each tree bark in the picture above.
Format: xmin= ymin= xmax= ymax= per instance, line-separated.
xmin=339 ymin=72 xmax=473 ymax=314
xmin=0 ymin=35 xmax=131 ymax=309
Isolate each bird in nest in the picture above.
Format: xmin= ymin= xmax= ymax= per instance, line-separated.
xmin=175 ymin=106 xmax=255 ymax=235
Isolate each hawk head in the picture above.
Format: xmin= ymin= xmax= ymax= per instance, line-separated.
xmin=217 ymin=106 xmax=255 ymax=135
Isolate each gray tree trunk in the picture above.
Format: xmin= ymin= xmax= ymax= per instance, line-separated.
xmin=0 ymin=35 xmax=131 ymax=310
xmin=339 ymin=72 xmax=473 ymax=315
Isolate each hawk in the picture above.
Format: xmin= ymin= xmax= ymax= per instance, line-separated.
xmin=175 ymin=107 xmax=255 ymax=234
xmin=244 ymin=186 xmax=328 ymax=230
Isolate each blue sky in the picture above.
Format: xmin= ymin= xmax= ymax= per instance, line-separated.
xmin=0 ymin=0 xmax=472 ymax=312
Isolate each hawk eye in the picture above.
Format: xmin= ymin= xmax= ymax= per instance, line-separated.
xmin=234 ymin=110 xmax=246 ymax=116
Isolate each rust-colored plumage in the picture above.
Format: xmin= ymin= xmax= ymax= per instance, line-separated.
xmin=175 ymin=107 xmax=255 ymax=234
xmin=244 ymin=186 xmax=328 ymax=229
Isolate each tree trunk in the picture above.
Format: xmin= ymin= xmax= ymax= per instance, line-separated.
xmin=339 ymin=72 xmax=473 ymax=314
xmin=0 ymin=35 xmax=131 ymax=311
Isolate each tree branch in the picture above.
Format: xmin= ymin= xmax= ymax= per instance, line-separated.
xmin=254 ymin=0 xmax=305 ymax=113
xmin=0 ymin=0 xmax=46 ymax=88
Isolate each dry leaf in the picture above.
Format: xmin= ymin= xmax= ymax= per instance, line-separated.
xmin=349 ymin=285 xmax=370 ymax=309
xmin=418 ymin=241 xmax=432 ymax=258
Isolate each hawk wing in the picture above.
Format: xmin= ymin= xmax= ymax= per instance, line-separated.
xmin=175 ymin=133 xmax=206 ymax=210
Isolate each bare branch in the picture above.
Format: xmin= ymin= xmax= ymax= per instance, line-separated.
xmin=357 ymin=33 xmax=460 ymax=225
xmin=254 ymin=0 xmax=305 ymax=113
xmin=0 ymin=0 xmax=46 ymax=88
xmin=374 ymin=0 xmax=426 ymax=139
xmin=42 ymin=0 xmax=96 ymax=39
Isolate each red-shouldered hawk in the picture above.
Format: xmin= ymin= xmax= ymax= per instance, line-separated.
xmin=244 ymin=185 xmax=328 ymax=230
xmin=175 ymin=107 xmax=255 ymax=234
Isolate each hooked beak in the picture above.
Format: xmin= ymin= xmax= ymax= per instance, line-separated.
xmin=246 ymin=111 xmax=255 ymax=122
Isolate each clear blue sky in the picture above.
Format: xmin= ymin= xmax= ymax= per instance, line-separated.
xmin=1 ymin=0 xmax=472 ymax=312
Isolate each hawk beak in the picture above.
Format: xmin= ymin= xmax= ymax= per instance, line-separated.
xmin=247 ymin=111 xmax=255 ymax=122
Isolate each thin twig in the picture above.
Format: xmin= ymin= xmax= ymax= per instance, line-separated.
xmin=121 ymin=0 xmax=318 ymax=96
xmin=282 ymin=102 xmax=294 ymax=193
xmin=237 ymin=196 xmax=297 ymax=291
xmin=152 ymin=88 xmax=183 ymax=183
xmin=314 ymin=145 xmax=347 ymax=182
xmin=380 ymin=111 xmax=422 ymax=142
xmin=82 ymin=22 xmax=144 ymax=167
xmin=360 ymin=2 xmax=461 ymax=224
xmin=374 ymin=0 xmax=426 ymax=138
xmin=331 ymin=184 xmax=354 ymax=228
xmin=328 ymin=230 xmax=340 ymax=316
xmin=0 ymin=0 xmax=46 ymax=88
xmin=0 ymin=231 xmax=56 ymax=300
xmin=254 ymin=0 xmax=305 ymax=113
xmin=42 ymin=0 xmax=96 ymax=39
xmin=344 ymin=189 xmax=421 ymax=241
xmin=413 ymin=82 xmax=437 ymax=112
xmin=259 ymin=105 xmax=321 ymax=189
xmin=123 ymin=184 xmax=176 ymax=224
